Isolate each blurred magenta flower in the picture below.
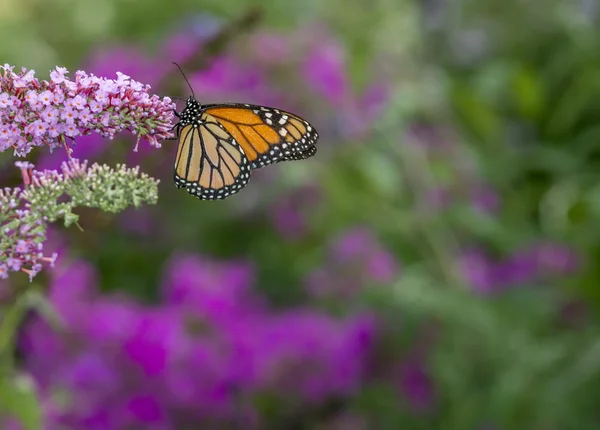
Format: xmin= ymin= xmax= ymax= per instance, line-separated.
xmin=424 ymin=186 xmax=453 ymax=210
xmin=248 ymin=310 xmax=377 ymax=402
xmin=469 ymin=184 xmax=501 ymax=214
xmin=398 ymin=358 xmax=436 ymax=413
xmin=306 ymin=227 xmax=401 ymax=301
xmin=300 ymin=32 xmax=391 ymax=140
xmin=406 ymin=123 xmax=456 ymax=151
xmin=459 ymin=248 xmax=495 ymax=293
xmin=269 ymin=185 xmax=321 ymax=241
xmin=534 ymin=241 xmax=580 ymax=274
xmin=161 ymin=253 xmax=261 ymax=325
xmin=423 ymin=182 xmax=500 ymax=214
xmin=189 ymin=56 xmax=282 ymax=107
xmin=250 ymin=31 xmax=293 ymax=65
xmin=0 ymin=418 xmax=25 ymax=430
xmin=459 ymin=241 xmax=580 ymax=293
xmin=19 ymin=251 xmax=379 ymax=428
xmin=332 ymin=228 xmax=399 ymax=282
xmin=302 ymin=40 xmax=349 ymax=107
xmin=125 ymin=394 xmax=166 ymax=426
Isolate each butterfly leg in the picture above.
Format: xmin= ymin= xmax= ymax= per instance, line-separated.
xmin=168 ymin=122 xmax=182 ymax=137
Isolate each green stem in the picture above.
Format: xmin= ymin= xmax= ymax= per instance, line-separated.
xmin=0 ymin=291 xmax=33 ymax=370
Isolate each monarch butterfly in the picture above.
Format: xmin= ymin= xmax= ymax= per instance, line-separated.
xmin=171 ymin=65 xmax=319 ymax=201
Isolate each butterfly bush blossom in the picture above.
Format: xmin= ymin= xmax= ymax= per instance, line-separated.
xmin=0 ymin=160 xmax=159 ymax=282
xmin=0 ymin=64 xmax=175 ymax=157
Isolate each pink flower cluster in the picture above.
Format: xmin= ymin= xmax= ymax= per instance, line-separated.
xmin=0 ymin=64 xmax=176 ymax=157
xmin=0 ymin=216 xmax=57 ymax=282
xmin=0 ymin=166 xmax=58 ymax=282
xmin=1 ymin=159 xmax=159 ymax=282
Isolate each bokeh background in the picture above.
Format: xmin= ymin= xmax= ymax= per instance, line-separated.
xmin=1 ymin=0 xmax=600 ymax=429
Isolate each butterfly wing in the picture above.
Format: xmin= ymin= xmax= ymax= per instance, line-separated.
xmin=201 ymin=103 xmax=319 ymax=170
xmin=173 ymin=114 xmax=251 ymax=200
xmin=282 ymin=144 xmax=317 ymax=161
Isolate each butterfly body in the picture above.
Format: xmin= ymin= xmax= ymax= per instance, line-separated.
xmin=173 ymin=96 xmax=318 ymax=200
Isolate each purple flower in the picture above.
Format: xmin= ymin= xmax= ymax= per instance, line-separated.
xmin=41 ymin=106 xmax=58 ymax=123
xmin=0 ymin=416 xmax=35 ymax=430
xmin=250 ymin=31 xmax=293 ymax=65
xmin=247 ymin=310 xmax=376 ymax=402
xmin=0 ymin=92 xmax=12 ymax=107
xmin=0 ymin=65 xmax=175 ymax=157
xmin=359 ymin=82 xmax=389 ymax=123
xmin=67 ymin=351 xmax=120 ymax=392
xmin=160 ymin=32 xmax=202 ymax=65
xmin=534 ymin=241 xmax=580 ymax=274
xmin=161 ymin=253 xmax=260 ymax=324
xmin=493 ymin=249 xmax=539 ymax=286
xmin=6 ymin=257 xmax=21 ymax=271
xmin=458 ymin=248 xmax=495 ymax=293
xmin=189 ymin=56 xmax=281 ymax=107
xmin=50 ymin=66 xmax=68 ymax=83
xmin=83 ymin=299 xmax=141 ymax=344
xmin=18 ymin=249 xmax=380 ymax=428
xmin=1 ymin=159 xmax=159 ymax=282
xmin=122 ymin=308 xmax=188 ymax=377
xmin=459 ymin=241 xmax=580 ymax=293
xmin=398 ymin=358 xmax=435 ymax=412
xmin=47 ymin=260 xmax=98 ymax=324
xmin=424 ymin=186 xmax=453 ymax=210
xmin=125 ymin=394 xmax=166 ymax=424
xmin=302 ymin=39 xmax=348 ymax=106
xmin=20 ymin=315 xmax=69 ymax=387
xmin=469 ymin=184 xmax=501 ymax=214
xmin=38 ymin=90 xmax=54 ymax=105
xmin=269 ymin=186 xmax=320 ymax=241
xmin=0 ymin=179 xmax=57 ymax=281
xmin=406 ymin=123 xmax=456 ymax=151
xmin=306 ymin=227 xmax=401 ymax=300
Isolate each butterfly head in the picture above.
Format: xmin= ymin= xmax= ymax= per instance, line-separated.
xmin=185 ymin=96 xmax=201 ymax=110
xmin=179 ymin=97 xmax=203 ymax=126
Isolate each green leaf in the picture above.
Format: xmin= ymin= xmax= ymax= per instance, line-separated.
xmin=0 ymin=292 xmax=36 ymax=361
xmin=512 ymin=65 xmax=545 ymax=120
xmin=451 ymin=82 xmax=501 ymax=142
xmin=0 ymin=372 xmax=42 ymax=430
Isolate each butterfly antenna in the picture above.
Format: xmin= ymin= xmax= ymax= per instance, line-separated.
xmin=172 ymin=62 xmax=196 ymax=99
